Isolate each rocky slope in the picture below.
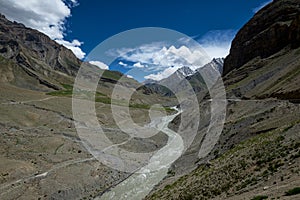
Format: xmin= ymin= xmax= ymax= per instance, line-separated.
xmin=0 ymin=13 xmax=174 ymax=200
xmin=200 ymin=58 xmax=224 ymax=74
xmin=146 ymin=0 xmax=300 ymax=199
xmin=223 ymin=0 xmax=300 ymax=75
xmin=0 ymin=14 xmax=80 ymax=91
xmin=143 ymin=58 xmax=224 ymax=96
xmin=0 ymin=14 xmax=138 ymax=93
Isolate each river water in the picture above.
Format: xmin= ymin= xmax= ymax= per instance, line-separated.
xmin=96 ymin=110 xmax=184 ymax=200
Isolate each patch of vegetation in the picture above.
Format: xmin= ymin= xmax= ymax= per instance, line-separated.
xmin=47 ymin=84 xmax=106 ymax=98
xmin=47 ymin=90 xmax=73 ymax=96
xmin=47 ymin=83 xmax=73 ymax=96
xmin=164 ymin=107 xmax=176 ymax=113
xmin=129 ymin=103 xmax=150 ymax=109
xmin=267 ymin=160 xmax=284 ymax=173
xmin=290 ymin=150 xmax=300 ymax=159
xmin=148 ymin=121 xmax=299 ymax=200
xmin=95 ymin=97 xmax=111 ymax=104
xmin=167 ymin=170 xmax=175 ymax=176
xmin=61 ymin=83 xmax=73 ymax=90
xmin=54 ymin=143 xmax=64 ymax=155
xmin=102 ymin=70 xmax=122 ymax=80
xmin=282 ymin=124 xmax=293 ymax=133
xmin=251 ymin=195 xmax=268 ymax=200
xmin=47 ymin=85 xmax=176 ymax=113
xmin=285 ymin=187 xmax=300 ymax=196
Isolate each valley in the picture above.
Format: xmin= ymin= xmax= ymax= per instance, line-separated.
xmin=0 ymin=0 xmax=300 ymax=199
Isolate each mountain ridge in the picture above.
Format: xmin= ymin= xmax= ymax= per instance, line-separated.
xmin=223 ymin=0 xmax=300 ymax=75
xmin=146 ymin=0 xmax=300 ymax=199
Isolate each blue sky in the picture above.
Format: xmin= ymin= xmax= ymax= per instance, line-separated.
xmin=0 ymin=0 xmax=272 ymax=81
xmin=65 ymin=0 xmax=269 ymax=54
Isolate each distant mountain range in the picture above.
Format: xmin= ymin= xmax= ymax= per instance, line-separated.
xmin=143 ymin=58 xmax=224 ymax=96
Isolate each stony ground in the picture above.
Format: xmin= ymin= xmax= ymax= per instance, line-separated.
xmin=146 ymin=46 xmax=300 ymax=200
xmin=146 ymin=99 xmax=300 ymax=199
xmin=0 ymin=83 xmax=171 ymax=199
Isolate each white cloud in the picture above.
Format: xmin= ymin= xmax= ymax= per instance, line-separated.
xmin=89 ymin=61 xmax=109 ymax=70
xmin=133 ymin=62 xmax=146 ymax=68
xmin=118 ymin=61 xmax=128 ymax=67
xmin=197 ymin=30 xmax=236 ymax=58
xmin=127 ymin=75 xmax=133 ymax=79
xmin=111 ymin=43 xmax=209 ymax=69
xmin=0 ymin=0 xmax=85 ymax=59
xmin=56 ymin=39 xmax=86 ymax=59
xmin=253 ymin=0 xmax=272 ymax=13
xmin=109 ymin=42 xmax=211 ymax=81
xmin=109 ymin=31 xmax=235 ymax=81
xmin=144 ymin=66 xmax=179 ymax=81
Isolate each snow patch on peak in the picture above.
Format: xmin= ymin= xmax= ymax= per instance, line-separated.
xmin=176 ymin=66 xmax=195 ymax=77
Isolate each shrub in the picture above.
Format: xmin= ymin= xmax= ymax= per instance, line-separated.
xmin=251 ymin=195 xmax=268 ymax=200
xmin=285 ymin=187 xmax=300 ymax=196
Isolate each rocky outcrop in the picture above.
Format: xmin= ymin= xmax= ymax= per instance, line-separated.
xmin=0 ymin=14 xmax=81 ymax=90
xmin=223 ymin=0 xmax=300 ymax=75
xmin=0 ymin=14 xmax=139 ymax=91
xmin=0 ymin=14 xmax=80 ymax=76
xmin=147 ymin=1 xmax=300 ymax=199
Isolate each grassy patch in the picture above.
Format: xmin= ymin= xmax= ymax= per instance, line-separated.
xmin=102 ymin=70 xmax=122 ymax=80
xmin=129 ymin=103 xmax=150 ymax=109
xmin=95 ymin=97 xmax=111 ymax=104
xmin=61 ymin=83 xmax=73 ymax=90
xmin=47 ymin=83 xmax=73 ymax=96
xmin=251 ymin=195 xmax=268 ymax=200
xmin=47 ymin=86 xmax=175 ymax=112
xmin=47 ymin=83 xmax=106 ymax=98
xmin=285 ymin=187 xmax=300 ymax=196
xmin=47 ymin=90 xmax=73 ymax=96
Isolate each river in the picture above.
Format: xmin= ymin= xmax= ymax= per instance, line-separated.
xmin=96 ymin=109 xmax=184 ymax=200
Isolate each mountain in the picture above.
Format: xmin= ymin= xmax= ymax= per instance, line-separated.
xmin=156 ymin=58 xmax=223 ymax=86
xmin=0 ymin=14 xmax=139 ymax=93
xmin=143 ymin=58 xmax=224 ymax=96
xmin=185 ymin=57 xmax=224 ymax=93
xmin=0 ymin=14 xmax=175 ymax=200
xmin=146 ymin=0 xmax=300 ymax=199
xmin=176 ymin=66 xmax=195 ymax=77
xmin=159 ymin=66 xmax=194 ymax=88
xmin=223 ymin=0 xmax=300 ymax=75
xmin=199 ymin=57 xmax=224 ymax=74
xmin=0 ymin=14 xmax=80 ymax=91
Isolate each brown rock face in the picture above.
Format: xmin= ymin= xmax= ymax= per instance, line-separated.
xmin=0 ymin=14 xmax=81 ymax=90
xmin=0 ymin=14 xmax=81 ymax=76
xmin=223 ymin=0 xmax=300 ymax=75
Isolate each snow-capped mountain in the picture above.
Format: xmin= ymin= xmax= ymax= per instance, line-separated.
xmin=157 ymin=58 xmax=224 ymax=85
xmin=157 ymin=66 xmax=195 ymax=89
xmin=176 ymin=66 xmax=195 ymax=77
xmin=143 ymin=58 xmax=224 ymax=95
xmin=198 ymin=58 xmax=224 ymax=74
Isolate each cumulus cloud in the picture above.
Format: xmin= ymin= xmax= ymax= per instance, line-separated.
xmin=197 ymin=29 xmax=236 ymax=59
xmin=56 ymin=39 xmax=85 ymax=59
xmin=126 ymin=75 xmax=133 ymax=79
xmin=109 ymin=30 xmax=235 ymax=81
xmin=0 ymin=0 xmax=85 ymax=59
xmin=144 ymin=66 xmax=179 ymax=81
xmin=111 ymin=43 xmax=209 ymax=69
xmin=118 ymin=61 xmax=128 ymax=67
xmin=133 ymin=62 xmax=147 ymax=68
xmin=89 ymin=61 xmax=109 ymax=70
xmin=253 ymin=0 xmax=272 ymax=13
xmin=109 ymin=42 xmax=211 ymax=81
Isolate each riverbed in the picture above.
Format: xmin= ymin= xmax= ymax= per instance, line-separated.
xmin=96 ymin=109 xmax=183 ymax=200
